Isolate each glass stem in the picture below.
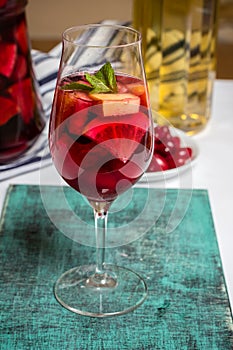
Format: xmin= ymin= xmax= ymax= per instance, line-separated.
xmin=94 ymin=207 xmax=108 ymax=275
xmin=87 ymin=200 xmax=117 ymax=288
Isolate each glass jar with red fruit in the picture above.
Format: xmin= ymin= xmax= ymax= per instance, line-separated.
xmin=0 ymin=0 xmax=45 ymax=164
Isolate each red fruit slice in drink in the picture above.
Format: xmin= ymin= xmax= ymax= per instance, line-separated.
xmin=126 ymin=82 xmax=148 ymax=107
xmin=0 ymin=96 xmax=19 ymax=126
xmin=8 ymin=78 xmax=34 ymax=123
xmin=67 ymin=111 xmax=90 ymax=136
xmin=85 ymin=111 xmax=149 ymax=161
xmin=126 ymin=82 xmax=145 ymax=96
xmin=56 ymin=89 xmax=95 ymax=125
xmin=53 ymin=133 xmax=80 ymax=180
xmin=0 ymin=42 xmax=17 ymax=77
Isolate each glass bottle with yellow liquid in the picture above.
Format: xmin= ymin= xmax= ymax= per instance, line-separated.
xmin=133 ymin=0 xmax=219 ymax=135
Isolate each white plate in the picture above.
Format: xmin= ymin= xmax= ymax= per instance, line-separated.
xmin=140 ymin=127 xmax=199 ymax=183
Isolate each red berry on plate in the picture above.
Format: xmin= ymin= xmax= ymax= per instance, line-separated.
xmin=173 ymin=147 xmax=193 ymax=167
xmin=165 ymin=136 xmax=181 ymax=154
xmin=147 ymin=125 xmax=194 ymax=174
xmin=147 ymin=153 xmax=169 ymax=172
xmin=154 ymin=140 xmax=166 ymax=155
xmin=165 ymin=153 xmax=176 ymax=169
xmin=154 ymin=125 xmax=171 ymax=142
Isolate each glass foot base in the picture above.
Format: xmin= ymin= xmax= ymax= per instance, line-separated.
xmin=54 ymin=264 xmax=147 ymax=317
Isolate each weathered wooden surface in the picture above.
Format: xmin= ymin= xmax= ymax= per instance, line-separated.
xmin=0 ymin=184 xmax=232 ymax=349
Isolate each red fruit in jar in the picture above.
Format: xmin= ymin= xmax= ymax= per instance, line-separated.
xmin=11 ymin=54 xmax=27 ymax=80
xmin=0 ymin=0 xmax=7 ymax=7
xmin=0 ymin=42 xmax=17 ymax=77
xmin=147 ymin=153 xmax=169 ymax=172
xmin=0 ymin=142 xmax=27 ymax=162
xmin=0 ymin=75 xmax=8 ymax=90
xmin=0 ymin=96 xmax=19 ymax=126
xmin=8 ymin=78 xmax=34 ymax=123
xmin=14 ymin=19 xmax=28 ymax=54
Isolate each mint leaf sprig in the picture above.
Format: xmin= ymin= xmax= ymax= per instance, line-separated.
xmin=61 ymin=62 xmax=118 ymax=94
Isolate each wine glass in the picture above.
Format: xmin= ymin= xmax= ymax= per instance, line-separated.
xmin=49 ymin=24 xmax=154 ymax=317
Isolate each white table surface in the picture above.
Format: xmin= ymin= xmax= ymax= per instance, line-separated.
xmin=1 ymin=79 xmax=233 ymax=313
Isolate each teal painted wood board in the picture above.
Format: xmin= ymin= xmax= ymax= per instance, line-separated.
xmin=0 ymin=184 xmax=232 ymax=349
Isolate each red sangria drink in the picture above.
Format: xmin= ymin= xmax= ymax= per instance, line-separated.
xmin=0 ymin=0 xmax=45 ymax=164
xmin=50 ymin=68 xmax=153 ymax=202
xmin=49 ymin=24 xmax=154 ymax=317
